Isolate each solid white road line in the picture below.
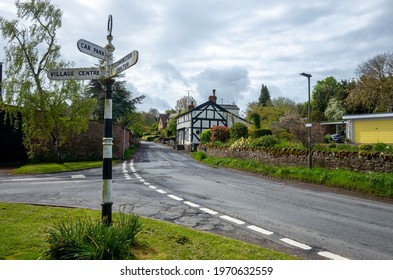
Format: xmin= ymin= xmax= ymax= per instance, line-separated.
xmin=318 ymin=251 xmax=349 ymax=260
xmin=280 ymin=238 xmax=312 ymax=250
xmin=168 ymin=194 xmax=184 ymax=201
xmin=200 ymin=208 xmax=218 ymax=215
xmin=247 ymin=225 xmax=274 ymax=236
xmin=220 ymin=215 xmax=245 ymax=225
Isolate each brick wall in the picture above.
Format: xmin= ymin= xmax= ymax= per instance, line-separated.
xmin=65 ymin=120 xmax=130 ymax=161
xmin=203 ymin=146 xmax=393 ymax=173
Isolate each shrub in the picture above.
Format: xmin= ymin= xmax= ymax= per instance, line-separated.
xmin=251 ymin=135 xmax=280 ymax=148
xmin=230 ymin=137 xmax=252 ymax=150
xmin=230 ymin=123 xmax=248 ymax=140
xmin=200 ymin=129 xmax=211 ymax=144
xmin=210 ymin=126 xmax=230 ymax=142
xmin=359 ymin=144 xmax=373 ymax=151
xmin=373 ymin=143 xmax=392 ymax=153
xmin=250 ymin=128 xmax=272 ymax=139
xmin=45 ymin=207 xmax=142 ymax=260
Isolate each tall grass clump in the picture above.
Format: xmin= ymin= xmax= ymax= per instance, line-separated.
xmin=45 ymin=207 xmax=142 ymax=260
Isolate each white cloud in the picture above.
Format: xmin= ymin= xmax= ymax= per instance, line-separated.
xmin=1 ymin=0 xmax=392 ymax=113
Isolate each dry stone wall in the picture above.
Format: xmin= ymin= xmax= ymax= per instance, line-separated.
xmin=203 ymin=146 xmax=393 ymax=173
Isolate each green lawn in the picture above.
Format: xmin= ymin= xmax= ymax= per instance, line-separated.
xmin=11 ymin=161 xmax=104 ymax=175
xmin=0 ymin=203 xmax=298 ymax=260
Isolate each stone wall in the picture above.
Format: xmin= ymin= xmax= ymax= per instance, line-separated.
xmin=203 ymin=146 xmax=393 ymax=173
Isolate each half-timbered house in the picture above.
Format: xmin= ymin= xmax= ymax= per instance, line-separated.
xmin=176 ymin=89 xmax=249 ymax=151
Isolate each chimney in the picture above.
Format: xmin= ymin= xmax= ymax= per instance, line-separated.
xmin=208 ymin=89 xmax=217 ymax=103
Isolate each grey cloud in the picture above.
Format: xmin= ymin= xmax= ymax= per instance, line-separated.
xmin=153 ymin=62 xmax=189 ymax=85
xmin=194 ymin=67 xmax=250 ymax=104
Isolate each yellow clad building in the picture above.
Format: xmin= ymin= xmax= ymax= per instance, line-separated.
xmin=343 ymin=113 xmax=393 ymax=144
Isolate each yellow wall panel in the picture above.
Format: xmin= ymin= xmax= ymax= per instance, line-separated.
xmin=354 ymin=119 xmax=393 ymax=143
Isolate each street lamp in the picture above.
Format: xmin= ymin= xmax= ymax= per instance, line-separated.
xmin=300 ymin=72 xmax=312 ymax=169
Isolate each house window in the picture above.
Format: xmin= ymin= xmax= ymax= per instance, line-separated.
xmin=196 ymin=130 xmax=200 ymax=134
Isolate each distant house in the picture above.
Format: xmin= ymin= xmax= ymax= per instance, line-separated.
xmin=343 ymin=112 xmax=393 ymax=144
xmin=176 ymin=89 xmax=249 ymax=151
xmin=158 ymin=113 xmax=170 ymax=130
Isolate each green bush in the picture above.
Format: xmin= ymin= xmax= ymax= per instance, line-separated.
xmin=200 ymin=129 xmax=211 ymax=144
xmin=373 ymin=143 xmax=393 ymax=153
xmin=250 ymin=128 xmax=272 ymax=139
xmin=230 ymin=123 xmax=248 ymax=140
xmin=45 ymin=208 xmax=142 ymax=260
xmin=251 ymin=135 xmax=279 ymax=148
xmin=359 ymin=144 xmax=373 ymax=151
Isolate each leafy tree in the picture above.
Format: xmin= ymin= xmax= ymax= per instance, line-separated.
xmin=140 ymin=109 xmax=159 ymax=129
xmin=324 ymin=97 xmax=346 ymax=121
xmin=0 ymin=0 xmax=96 ymax=162
xmin=149 ymin=108 xmax=160 ymax=120
xmin=311 ymin=76 xmax=344 ymax=120
xmin=345 ymin=53 xmax=393 ymax=113
xmin=260 ymin=97 xmax=298 ymax=127
xmin=258 ymin=84 xmax=271 ymax=107
xmin=117 ymin=112 xmax=144 ymax=137
xmin=245 ymin=102 xmax=261 ymax=128
xmin=163 ymin=116 xmax=177 ymax=137
xmin=84 ymin=79 xmax=144 ymax=122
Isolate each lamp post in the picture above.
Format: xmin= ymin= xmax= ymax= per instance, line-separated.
xmin=300 ymin=72 xmax=312 ymax=169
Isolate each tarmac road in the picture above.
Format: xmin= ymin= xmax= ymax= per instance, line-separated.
xmin=1 ymin=141 xmax=393 ymax=260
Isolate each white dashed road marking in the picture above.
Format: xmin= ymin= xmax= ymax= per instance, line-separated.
xmin=318 ymin=251 xmax=349 ymax=260
xmin=125 ymin=160 xmax=349 ymax=260
xmin=184 ymin=201 xmax=200 ymax=208
xmin=220 ymin=215 xmax=245 ymax=225
xmin=247 ymin=225 xmax=274 ymax=236
xmin=168 ymin=194 xmax=184 ymax=201
xmin=200 ymin=208 xmax=218 ymax=215
xmin=280 ymin=238 xmax=312 ymax=250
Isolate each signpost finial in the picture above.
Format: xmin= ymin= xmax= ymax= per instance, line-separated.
xmin=107 ymin=15 xmax=113 ymax=37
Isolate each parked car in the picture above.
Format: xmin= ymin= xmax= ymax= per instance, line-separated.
xmin=331 ymin=131 xmax=345 ymax=143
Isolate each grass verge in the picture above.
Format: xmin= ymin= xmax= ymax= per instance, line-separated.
xmin=0 ymin=203 xmax=297 ymax=260
xmin=11 ymin=161 xmax=104 ymax=175
xmin=192 ymin=152 xmax=393 ymax=199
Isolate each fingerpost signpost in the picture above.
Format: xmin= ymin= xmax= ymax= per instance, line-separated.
xmin=48 ymin=15 xmax=138 ymax=225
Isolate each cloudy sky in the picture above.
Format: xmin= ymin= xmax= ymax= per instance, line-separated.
xmin=1 ymin=0 xmax=392 ymax=114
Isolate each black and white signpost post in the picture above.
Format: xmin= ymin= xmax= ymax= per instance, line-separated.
xmin=48 ymin=15 xmax=138 ymax=225
xmin=101 ymin=15 xmax=115 ymax=225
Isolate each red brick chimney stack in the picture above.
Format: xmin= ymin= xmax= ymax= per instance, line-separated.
xmin=208 ymin=89 xmax=217 ymax=103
